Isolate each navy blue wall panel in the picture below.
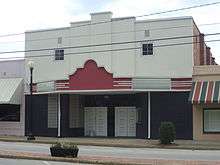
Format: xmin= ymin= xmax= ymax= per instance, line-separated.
xmin=151 ymin=92 xmax=192 ymax=139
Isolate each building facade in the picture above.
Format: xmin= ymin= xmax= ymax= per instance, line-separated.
xmin=25 ymin=12 xmax=213 ymax=139
xmin=189 ymin=65 xmax=220 ymax=140
xmin=0 ymin=59 xmax=25 ymax=136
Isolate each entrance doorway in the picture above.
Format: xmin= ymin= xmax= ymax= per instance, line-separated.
xmin=115 ymin=107 xmax=137 ymax=137
xmin=84 ymin=107 xmax=107 ymax=136
xmin=84 ymin=106 xmax=137 ymax=137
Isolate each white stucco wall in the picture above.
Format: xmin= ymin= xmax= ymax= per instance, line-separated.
xmin=0 ymin=59 xmax=25 ymax=78
xmin=25 ymin=12 xmax=194 ymax=84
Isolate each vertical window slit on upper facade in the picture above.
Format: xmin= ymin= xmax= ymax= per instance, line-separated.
xmin=144 ymin=30 xmax=150 ymax=37
xmin=57 ymin=37 xmax=62 ymax=44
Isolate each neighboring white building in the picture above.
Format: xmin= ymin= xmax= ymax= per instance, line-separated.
xmin=24 ymin=12 xmax=213 ymax=139
xmin=0 ymin=59 xmax=25 ymax=136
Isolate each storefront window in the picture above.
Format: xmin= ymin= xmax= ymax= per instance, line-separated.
xmin=204 ymin=109 xmax=220 ymax=133
xmin=0 ymin=105 xmax=20 ymax=122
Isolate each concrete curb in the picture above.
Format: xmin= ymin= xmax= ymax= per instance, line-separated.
xmin=0 ymin=153 xmax=144 ymax=165
xmin=1 ymin=152 xmax=220 ymax=165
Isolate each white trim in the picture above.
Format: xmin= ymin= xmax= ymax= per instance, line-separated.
xmin=211 ymin=82 xmax=216 ymax=103
xmin=56 ymin=82 xmax=69 ymax=85
xmin=114 ymin=82 xmax=132 ymax=85
xmin=205 ymin=81 xmax=209 ymax=104
xmin=198 ymin=81 xmax=203 ymax=104
xmin=56 ymin=86 xmax=69 ymax=89
xmin=113 ymin=85 xmax=132 ymax=87
xmin=191 ymin=82 xmax=197 ymax=104
xmin=28 ymin=88 xmax=191 ymax=95
xmin=57 ymin=94 xmax=61 ymax=137
xmin=217 ymin=84 xmax=220 ymax=103
xmin=148 ymin=92 xmax=151 ymax=139
xmin=113 ymin=81 xmax=132 ymax=83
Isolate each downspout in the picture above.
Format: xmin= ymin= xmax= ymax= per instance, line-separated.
xmin=148 ymin=92 xmax=151 ymax=139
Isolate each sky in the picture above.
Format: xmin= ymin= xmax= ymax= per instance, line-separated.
xmin=0 ymin=0 xmax=220 ymax=62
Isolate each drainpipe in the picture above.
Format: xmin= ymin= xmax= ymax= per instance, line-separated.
xmin=58 ymin=94 xmax=61 ymax=137
xmin=148 ymin=92 xmax=151 ymax=139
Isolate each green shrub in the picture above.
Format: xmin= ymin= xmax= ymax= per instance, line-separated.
xmin=62 ymin=142 xmax=78 ymax=150
xmin=51 ymin=142 xmax=62 ymax=148
xmin=159 ymin=122 xmax=176 ymax=144
xmin=50 ymin=142 xmax=79 ymax=157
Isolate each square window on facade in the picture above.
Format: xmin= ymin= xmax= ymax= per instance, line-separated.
xmin=142 ymin=43 xmax=153 ymax=55
xmin=55 ymin=49 xmax=64 ymax=60
xmin=204 ymin=109 xmax=220 ymax=133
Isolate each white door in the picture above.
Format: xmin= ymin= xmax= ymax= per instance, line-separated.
xmin=115 ymin=107 xmax=137 ymax=137
xmin=84 ymin=107 xmax=107 ymax=136
xmin=127 ymin=107 xmax=137 ymax=137
xmin=115 ymin=107 xmax=128 ymax=137
xmin=95 ymin=107 xmax=107 ymax=136
xmin=84 ymin=107 xmax=96 ymax=136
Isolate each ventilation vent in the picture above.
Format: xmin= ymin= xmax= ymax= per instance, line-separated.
xmin=144 ymin=30 xmax=150 ymax=37
xmin=58 ymin=37 xmax=62 ymax=44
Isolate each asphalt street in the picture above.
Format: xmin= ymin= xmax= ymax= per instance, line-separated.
xmin=0 ymin=158 xmax=91 ymax=165
xmin=0 ymin=141 xmax=220 ymax=161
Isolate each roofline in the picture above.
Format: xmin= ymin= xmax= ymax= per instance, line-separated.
xmin=112 ymin=16 xmax=136 ymax=21
xmin=25 ymin=26 xmax=70 ymax=34
xmin=90 ymin=11 xmax=112 ymax=16
xmin=0 ymin=59 xmax=25 ymax=62
xmin=192 ymin=18 xmax=201 ymax=35
xmin=25 ymin=14 xmax=194 ymax=34
xmin=135 ymin=16 xmax=193 ymax=24
xmin=70 ymin=20 xmax=90 ymax=25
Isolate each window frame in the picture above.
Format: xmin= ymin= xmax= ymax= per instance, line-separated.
xmin=54 ymin=49 xmax=64 ymax=61
xmin=0 ymin=105 xmax=20 ymax=122
xmin=203 ymin=108 xmax=220 ymax=133
xmin=142 ymin=43 xmax=154 ymax=56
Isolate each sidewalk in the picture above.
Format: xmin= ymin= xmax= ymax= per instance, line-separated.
xmin=1 ymin=149 xmax=220 ymax=165
xmin=0 ymin=136 xmax=220 ymax=150
xmin=0 ymin=136 xmax=220 ymax=165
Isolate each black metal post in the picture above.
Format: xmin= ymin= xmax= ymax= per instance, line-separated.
xmin=27 ymin=67 xmax=35 ymax=140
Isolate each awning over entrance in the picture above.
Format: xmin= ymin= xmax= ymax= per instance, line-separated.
xmin=0 ymin=78 xmax=23 ymax=104
xmin=189 ymin=81 xmax=220 ymax=104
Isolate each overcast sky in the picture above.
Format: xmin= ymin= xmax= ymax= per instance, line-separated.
xmin=0 ymin=0 xmax=220 ymax=63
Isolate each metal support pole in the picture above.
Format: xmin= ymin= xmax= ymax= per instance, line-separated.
xmin=147 ymin=92 xmax=151 ymax=139
xmin=27 ymin=67 xmax=35 ymax=140
xmin=58 ymin=94 xmax=61 ymax=137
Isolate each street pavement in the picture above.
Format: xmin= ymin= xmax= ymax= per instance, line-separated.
xmin=0 ymin=141 xmax=220 ymax=161
xmin=0 ymin=158 xmax=91 ymax=165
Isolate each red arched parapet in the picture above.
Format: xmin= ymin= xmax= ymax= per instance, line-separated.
xmin=66 ymin=60 xmax=132 ymax=90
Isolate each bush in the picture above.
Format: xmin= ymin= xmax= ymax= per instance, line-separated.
xmin=50 ymin=142 xmax=79 ymax=157
xmin=159 ymin=122 xmax=176 ymax=144
xmin=52 ymin=142 xmax=62 ymax=148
